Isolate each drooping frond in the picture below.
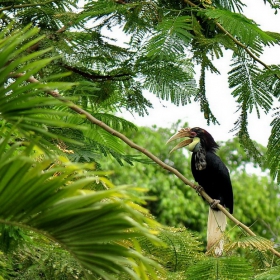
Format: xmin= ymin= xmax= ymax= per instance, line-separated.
xmin=139 ymin=56 xmax=197 ymax=106
xmin=212 ymin=0 xmax=245 ymax=12
xmin=185 ymin=256 xmax=254 ymax=280
xmin=145 ymin=15 xmax=193 ymax=59
xmin=262 ymin=0 xmax=280 ymax=13
xmin=204 ymin=9 xmax=278 ymax=53
xmin=230 ymin=104 xmax=263 ymax=163
xmin=0 ymin=24 xmax=78 ymax=149
xmin=92 ymin=113 xmax=138 ymax=132
xmin=194 ymin=53 xmax=220 ymax=125
xmin=139 ymin=227 xmax=203 ymax=272
xmin=267 ymin=108 xmax=280 ymax=182
xmin=257 ymin=66 xmax=280 ymax=186
xmin=225 ymin=235 xmax=274 ymax=252
xmin=229 ymin=52 xmax=274 ymax=116
xmin=228 ymin=51 xmax=274 ymax=162
xmin=0 ymin=139 xmax=160 ymax=279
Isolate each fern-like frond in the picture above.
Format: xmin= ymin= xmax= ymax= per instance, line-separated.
xmin=204 ymin=9 xmax=278 ymax=53
xmin=260 ymin=65 xmax=280 ymax=98
xmin=228 ymin=53 xmax=274 ymax=116
xmin=230 ymin=105 xmax=263 ymax=163
xmin=185 ymin=256 xmax=253 ymax=280
xmin=194 ymin=53 xmax=220 ymax=125
xmin=83 ymin=124 xmax=126 ymax=154
xmin=267 ymin=108 xmax=280 ymax=182
xmin=92 ymin=113 xmax=138 ymax=132
xmin=225 ymin=235 xmax=273 ymax=252
xmin=80 ymin=0 xmax=128 ymax=28
xmin=255 ymin=265 xmax=280 ymax=280
xmin=228 ymin=51 xmax=274 ymax=163
xmin=246 ymin=249 xmax=274 ymax=271
xmin=212 ymin=0 xmax=245 ymax=12
xmin=139 ymin=56 xmax=197 ymax=106
xmin=139 ymin=227 xmax=203 ymax=272
xmin=145 ymin=15 xmax=193 ymax=59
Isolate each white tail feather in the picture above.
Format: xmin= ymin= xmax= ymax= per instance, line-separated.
xmin=207 ymin=208 xmax=227 ymax=256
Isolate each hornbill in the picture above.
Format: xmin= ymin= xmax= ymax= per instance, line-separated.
xmin=167 ymin=127 xmax=233 ymax=255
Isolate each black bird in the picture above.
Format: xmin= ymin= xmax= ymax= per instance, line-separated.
xmin=167 ymin=127 xmax=234 ymax=255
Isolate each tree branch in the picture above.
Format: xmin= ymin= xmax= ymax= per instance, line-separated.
xmin=11 ymin=72 xmax=280 ymax=258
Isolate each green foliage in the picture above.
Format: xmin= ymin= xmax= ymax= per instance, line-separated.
xmin=100 ymin=123 xmax=280 ymax=247
xmin=204 ymin=9 xmax=277 ymax=50
xmin=185 ymin=256 xmax=254 ymax=279
xmin=0 ymin=22 xmax=162 ymax=279
xmin=140 ymin=227 xmax=204 ymax=272
xmin=145 ymin=15 xmax=193 ymax=59
xmin=228 ymin=51 xmax=274 ymax=163
xmin=1 ymin=0 xmax=280 ymax=278
xmin=0 ymin=135 xmax=161 ymax=279
xmin=267 ymin=107 xmax=280 ymax=182
xmin=255 ymin=265 xmax=280 ymax=279
xmin=2 ymin=0 xmax=280 ymax=176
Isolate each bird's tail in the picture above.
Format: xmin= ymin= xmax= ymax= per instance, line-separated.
xmin=207 ymin=208 xmax=227 ymax=256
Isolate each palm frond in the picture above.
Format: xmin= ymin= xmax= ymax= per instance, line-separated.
xmin=0 ymin=139 xmax=160 ymax=279
xmin=0 ymin=24 xmax=80 ymax=150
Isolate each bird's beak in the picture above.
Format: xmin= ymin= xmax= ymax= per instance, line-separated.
xmin=166 ymin=128 xmax=193 ymax=153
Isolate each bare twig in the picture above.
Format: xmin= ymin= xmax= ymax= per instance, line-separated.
xmin=10 ymin=72 xmax=280 ymax=258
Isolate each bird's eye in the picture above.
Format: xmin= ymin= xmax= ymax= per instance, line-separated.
xmin=190 ymin=131 xmax=197 ymax=137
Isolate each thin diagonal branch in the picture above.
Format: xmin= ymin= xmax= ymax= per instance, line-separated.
xmin=11 ymin=72 xmax=280 ymax=258
xmin=0 ymin=0 xmax=55 ymax=13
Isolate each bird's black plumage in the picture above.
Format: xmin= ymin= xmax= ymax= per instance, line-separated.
xmin=190 ymin=127 xmax=234 ymax=214
xmin=191 ymin=151 xmax=233 ymax=214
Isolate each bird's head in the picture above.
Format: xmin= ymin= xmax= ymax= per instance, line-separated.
xmin=166 ymin=127 xmax=219 ymax=153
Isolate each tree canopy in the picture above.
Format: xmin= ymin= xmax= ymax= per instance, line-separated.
xmin=1 ymin=0 xmax=280 ymax=178
xmin=1 ymin=0 xmax=280 ymax=279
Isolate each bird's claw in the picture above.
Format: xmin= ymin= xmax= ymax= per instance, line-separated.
xmin=195 ymin=185 xmax=204 ymax=196
xmin=210 ymin=199 xmax=220 ymax=209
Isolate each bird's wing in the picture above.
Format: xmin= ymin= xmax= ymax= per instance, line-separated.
xmin=205 ymin=152 xmax=234 ymax=214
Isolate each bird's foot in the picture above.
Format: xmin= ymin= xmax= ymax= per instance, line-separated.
xmin=210 ymin=199 xmax=220 ymax=209
xmin=194 ymin=185 xmax=204 ymax=196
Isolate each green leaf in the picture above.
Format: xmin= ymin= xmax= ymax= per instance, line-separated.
xmin=0 ymin=140 xmax=160 ymax=279
xmin=186 ymin=256 xmax=253 ymax=280
xmin=204 ymin=9 xmax=278 ymax=51
xmin=267 ymin=109 xmax=280 ymax=182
